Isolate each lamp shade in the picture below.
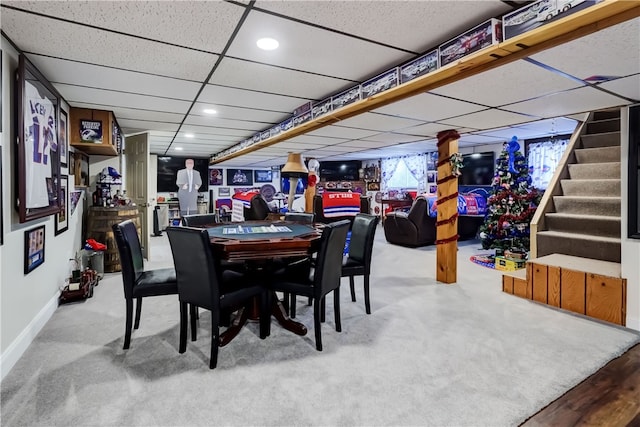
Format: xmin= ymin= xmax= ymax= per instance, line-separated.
xmin=281 ymin=153 xmax=308 ymax=178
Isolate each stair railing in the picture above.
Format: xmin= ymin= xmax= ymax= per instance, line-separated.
xmin=530 ymin=113 xmax=590 ymax=259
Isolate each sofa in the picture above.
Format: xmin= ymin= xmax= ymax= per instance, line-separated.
xmin=383 ymin=197 xmax=436 ymax=247
xmin=313 ymin=194 xmax=370 ymax=225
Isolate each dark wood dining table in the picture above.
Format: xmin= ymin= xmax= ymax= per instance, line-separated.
xmin=205 ymin=221 xmax=323 ymax=346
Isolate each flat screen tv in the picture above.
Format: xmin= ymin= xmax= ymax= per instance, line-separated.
xmin=319 ymin=160 xmax=361 ymax=181
xmin=460 ymin=152 xmax=495 ymax=186
xmin=157 ymin=156 xmax=209 ymax=193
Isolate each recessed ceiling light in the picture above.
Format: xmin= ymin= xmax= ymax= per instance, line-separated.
xmin=175 ymin=147 xmax=183 ymax=151
xmin=257 ymin=37 xmax=279 ymax=51
xmin=203 ymin=108 xmax=217 ymax=115
xmin=185 ymin=133 xmax=194 ymax=138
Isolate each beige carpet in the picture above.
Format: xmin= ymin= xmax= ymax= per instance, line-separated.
xmin=1 ymin=226 xmax=638 ymax=426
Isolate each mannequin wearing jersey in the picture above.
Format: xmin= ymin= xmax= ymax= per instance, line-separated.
xmin=176 ymin=158 xmax=202 ymax=216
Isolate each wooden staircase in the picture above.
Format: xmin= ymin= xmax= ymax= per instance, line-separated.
xmin=504 ymin=108 xmax=627 ymax=326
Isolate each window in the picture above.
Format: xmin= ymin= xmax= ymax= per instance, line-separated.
xmin=387 ymin=159 xmax=419 ymax=189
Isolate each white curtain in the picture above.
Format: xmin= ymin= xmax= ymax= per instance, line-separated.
xmin=381 ymin=157 xmax=401 ymax=191
xmin=528 ymin=138 xmax=569 ymax=190
xmin=404 ymin=153 xmax=428 ymax=193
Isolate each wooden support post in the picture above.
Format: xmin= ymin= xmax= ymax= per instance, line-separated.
xmin=436 ymin=130 xmax=460 ymax=284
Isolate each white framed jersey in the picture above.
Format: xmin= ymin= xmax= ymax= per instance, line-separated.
xmin=24 ymin=80 xmax=58 ymax=209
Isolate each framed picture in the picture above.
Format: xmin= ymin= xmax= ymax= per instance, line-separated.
xmin=55 ymin=175 xmax=68 ymax=235
xmin=427 ymin=172 xmax=437 ymax=183
xmin=16 ymin=54 xmax=61 ymax=223
xmin=429 ymin=185 xmax=438 ymax=194
xmin=226 ymin=169 xmax=253 ymax=186
xmin=70 ymin=190 xmax=83 ymax=217
xmin=59 ymin=109 xmax=68 ymax=168
xmin=218 ymin=187 xmax=230 ymax=197
xmin=254 ymin=169 xmax=272 ymax=183
xmin=367 ymin=182 xmax=380 ymax=191
xmin=79 ymin=119 xmax=102 ymax=143
xmin=208 ymin=168 xmax=223 ymax=186
xmin=69 ymin=149 xmax=75 ymax=176
xmin=24 ymin=225 xmax=46 ymax=274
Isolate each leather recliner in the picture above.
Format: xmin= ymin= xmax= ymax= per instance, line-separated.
xmin=383 ymin=197 xmax=436 ymax=247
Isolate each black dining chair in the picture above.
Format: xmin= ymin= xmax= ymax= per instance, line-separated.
xmin=270 ymin=220 xmax=350 ymax=351
xmin=244 ymin=194 xmax=271 ymax=220
xmin=166 ymin=226 xmax=270 ymax=369
xmin=342 ymin=213 xmax=379 ymax=314
xmin=181 ymin=213 xmax=218 ymax=228
xmin=284 ymin=212 xmax=315 ymax=223
xmin=112 ymin=220 xmax=178 ymax=350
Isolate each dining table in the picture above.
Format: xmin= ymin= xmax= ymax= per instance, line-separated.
xmin=205 ymin=221 xmax=323 ymax=346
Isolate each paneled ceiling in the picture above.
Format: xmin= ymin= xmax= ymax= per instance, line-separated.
xmin=1 ymin=1 xmax=638 ymax=168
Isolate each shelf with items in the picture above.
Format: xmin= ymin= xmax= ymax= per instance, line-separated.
xmin=70 ymin=107 xmax=121 ymax=156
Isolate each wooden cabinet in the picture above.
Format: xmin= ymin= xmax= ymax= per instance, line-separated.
xmin=70 ymin=107 xmax=121 ymax=156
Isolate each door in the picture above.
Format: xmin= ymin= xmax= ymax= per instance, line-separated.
xmin=125 ymin=133 xmax=150 ymax=259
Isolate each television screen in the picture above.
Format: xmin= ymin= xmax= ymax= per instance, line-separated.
xmin=460 ymin=152 xmax=495 ymax=186
xmin=319 ymin=160 xmax=360 ymax=181
xmin=157 ymin=156 xmax=209 ymax=193
xmin=254 ymin=169 xmax=273 ymax=183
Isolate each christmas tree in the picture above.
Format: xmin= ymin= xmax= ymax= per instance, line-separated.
xmin=479 ymin=136 xmax=540 ymax=253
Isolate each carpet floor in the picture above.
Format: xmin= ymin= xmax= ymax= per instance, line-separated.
xmin=1 ymin=226 xmax=639 ymax=426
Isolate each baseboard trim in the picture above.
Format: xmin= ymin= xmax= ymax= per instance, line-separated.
xmin=626 ymin=316 xmax=640 ymax=332
xmin=1 ymin=291 xmax=60 ymax=381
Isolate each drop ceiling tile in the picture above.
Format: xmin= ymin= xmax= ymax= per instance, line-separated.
xmin=440 ymin=109 xmax=538 ymax=129
xmin=306 ymin=126 xmax=379 ymax=140
xmin=431 ymin=59 xmax=584 ymax=107
xmin=514 ymin=117 xmax=579 ymax=136
xmin=282 ymin=135 xmax=350 ymax=146
xmin=184 ymin=114 xmax=271 ymax=131
xmin=598 ymin=74 xmax=640 ymax=103
xmin=118 ymin=119 xmax=180 ymax=133
xmin=1 ymin=8 xmax=217 ymax=81
xmin=4 ymin=1 xmax=244 ymax=52
xmin=71 ymin=103 xmax=185 ymax=124
xmin=179 ymin=126 xmax=254 ymax=138
xmin=337 ymin=140 xmax=393 ymax=149
xmin=302 ymin=149 xmax=353 ymax=158
xmin=373 ymin=93 xmax=487 ymax=122
xmin=228 ymin=9 xmax=412 ymax=81
xmin=530 ymin=18 xmax=640 ymax=81
xmin=360 ymin=132 xmax=427 ymax=144
xmin=54 ymin=83 xmax=192 ymax=113
xmin=209 ymin=57 xmax=351 ymax=99
xmin=256 ymin=1 xmax=511 ymax=52
xmin=27 ymin=54 xmax=201 ymax=100
xmin=198 ymin=85 xmax=304 ymax=113
xmin=503 ymin=86 xmax=630 ymax=118
xmin=191 ymin=102 xmax=289 ymax=123
xmin=400 ymin=122 xmax=476 ymax=137
xmin=316 ymin=144 xmax=364 ymax=152
xmin=396 ymin=140 xmax=438 ymax=152
xmin=335 ymin=113 xmax=423 ymax=132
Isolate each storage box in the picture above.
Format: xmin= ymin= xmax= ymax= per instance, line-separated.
xmin=495 ymin=256 xmax=526 ymax=271
xmin=502 ymin=0 xmax=602 ymax=40
xmin=400 ymin=49 xmax=439 ymax=84
xmin=439 ymin=18 xmax=503 ymax=67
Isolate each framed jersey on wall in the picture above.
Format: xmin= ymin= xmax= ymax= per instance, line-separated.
xmin=16 ymin=54 xmax=62 ymax=223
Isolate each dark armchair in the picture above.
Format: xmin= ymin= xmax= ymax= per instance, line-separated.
xmin=383 ymin=197 xmax=436 ymax=247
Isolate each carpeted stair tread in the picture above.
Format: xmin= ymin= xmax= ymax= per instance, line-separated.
xmin=580 ymin=131 xmax=620 ymax=148
xmin=560 ymin=179 xmax=620 ymax=196
xmin=574 ymin=146 xmax=620 ymax=164
xmin=545 ymin=213 xmax=620 ymax=238
xmin=568 ymin=162 xmax=620 ymax=179
xmin=536 ymin=230 xmax=621 ymax=263
xmin=586 ymin=118 xmax=620 ymax=135
xmin=553 ymin=195 xmax=620 ymax=216
xmin=531 ymin=253 xmax=622 ymax=278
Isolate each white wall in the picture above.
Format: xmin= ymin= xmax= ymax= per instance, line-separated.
xmin=1 ymin=40 xmax=86 ymax=379
xmin=620 ymin=107 xmax=640 ymax=330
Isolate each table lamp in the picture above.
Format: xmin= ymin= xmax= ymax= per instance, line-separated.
xmin=281 ymin=153 xmax=308 ymax=211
